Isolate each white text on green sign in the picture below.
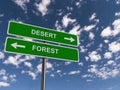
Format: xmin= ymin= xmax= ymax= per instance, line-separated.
xmin=5 ymin=37 xmax=79 ymax=62
xmin=8 ymin=21 xmax=78 ymax=46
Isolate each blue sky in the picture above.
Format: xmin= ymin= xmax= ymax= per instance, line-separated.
xmin=0 ymin=0 xmax=120 ymax=90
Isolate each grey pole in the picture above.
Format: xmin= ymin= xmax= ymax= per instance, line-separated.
xmin=41 ymin=57 xmax=46 ymax=90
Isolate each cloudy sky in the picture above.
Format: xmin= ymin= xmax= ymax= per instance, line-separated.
xmin=0 ymin=0 xmax=120 ymax=90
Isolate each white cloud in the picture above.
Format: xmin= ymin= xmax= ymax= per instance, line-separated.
xmin=2 ymin=76 xmax=8 ymax=81
xmin=3 ymin=55 xmax=35 ymax=67
xmin=0 ymin=14 xmax=4 ymax=17
xmin=106 ymin=60 xmax=116 ymax=65
xmin=0 ymin=69 xmax=6 ymax=75
xmin=78 ymin=62 xmax=83 ymax=66
xmin=89 ymin=13 xmax=99 ymax=23
xmin=76 ymin=2 xmax=81 ymax=8
xmin=0 ymin=52 xmax=5 ymax=59
xmin=115 ymin=55 xmax=120 ymax=60
xmin=37 ymin=62 xmax=53 ymax=73
xmin=82 ymin=74 xmax=93 ymax=78
xmin=108 ymin=88 xmax=113 ymax=90
xmin=88 ymin=65 xmax=97 ymax=73
xmin=56 ymin=70 xmax=61 ymax=73
xmin=68 ymin=70 xmax=80 ymax=75
xmin=55 ymin=20 xmax=64 ymax=31
xmin=54 ymin=70 xmax=63 ymax=77
xmin=46 ymin=62 xmax=53 ymax=69
xmin=9 ymin=74 xmax=16 ymax=82
xmin=24 ymin=62 xmax=32 ymax=68
xmin=12 ymin=0 xmax=29 ymax=11
xmin=0 ymin=82 xmax=10 ymax=87
xmin=65 ymin=62 xmax=72 ymax=65
xmin=89 ymin=32 xmax=95 ymax=40
xmin=88 ymin=51 xmax=101 ymax=62
xmin=75 ymin=0 xmax=83 ymax=8
xmin=86 ymin=79 xmax=93 ymax=82
xmin=85 ymin=56 xmax=89 ymax=61
xmin=101 ymin=27 xmax=112 ymax=37
xmin=0 ymin=69 xmax=16 ymax=87
xmin=104 ymin=52 xmax=112 ymax=59
xmin=4 ymin=56 xmax=19 ymax=67
xmin=98 ymin=43 xmax=103 ymax=48
xmin=62 ymin=15 xmax=76 ymax=28
xmin=21 ymin=61 xmax=53 ymax=80
xmin=21 ymin=70 xmax=37 ymax=80
xmin=101 ymin=19 xmax=120 ymax=37
xmin=36 ymin=64 xmax=42 ymax=73
xmin=89 ymin=13 xmax=96 ymax=21
xmin=88 ymin=62 xmax=120 ymax=80
xmin=83 ymin=24 xmax=96 ymax=31
xmin=115 ymin=0 xmax=120 ymax=4
xmin=112 ymin=19 xmax=120 ymax=36
xmin=104 ymin=40 xmax=109 ymax=43
xmin=24 ymin=55 xmax=35 ymax=60
xmin=66 ymin=7 xmax=73 ymax=11
xmin=35 ymin=0 xmax=52 ymax=16
xmin=69 ymin=25 xmax=80 ymax=35
xmin=109 ymin=41 xmax=120 ymax=53
xmin=115 ymin=12 xmax=120 ymax=17
xmin=50 ymin=74 xmax=55 ymax=77
xmin=21 ymin=70 xmax=25 ymax=74
xmin=111 ymin=69 xmax=119 ymax=77
xmin=55 ymin=14 xmax=77 ymax=32
xmin=79 ymin=46 xmax=87 ymax=53
xmin=94 ymin=19 xmax=100 ymax=23
xmin=28 ymin=71 xmax=37 ymax=80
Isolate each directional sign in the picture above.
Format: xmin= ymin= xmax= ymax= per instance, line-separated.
xmin=5 ymin=37 xmax=79 ymax=62
xmin=8 ymin=21 xmax=78 ymax=46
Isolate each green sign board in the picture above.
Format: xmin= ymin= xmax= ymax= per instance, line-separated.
xmin=5 ymin=37 xmax=79 ymax=62
xmin=8 ymin=21 xmax=78 ymax=46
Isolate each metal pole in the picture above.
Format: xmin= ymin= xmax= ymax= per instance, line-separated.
xmin=41 ymin=57 xmax=46 ymax=90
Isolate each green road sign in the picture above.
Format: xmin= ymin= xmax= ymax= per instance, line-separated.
xmin=8 ymin=21 xmax=78 ymax=46
xmin=5 ymin=37 xmax=79 ymax=62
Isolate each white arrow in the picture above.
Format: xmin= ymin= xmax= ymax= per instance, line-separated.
xmin=64 ymin=37 xmax=75 ymax=42
xmin=11 ymin=42 xmax=26 ymax=49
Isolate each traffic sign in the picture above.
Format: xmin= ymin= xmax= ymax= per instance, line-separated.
xmin=8 ymin=21 xmax=78 ymax=46
xmin=5 ymin=37 xmax=79 ymax=62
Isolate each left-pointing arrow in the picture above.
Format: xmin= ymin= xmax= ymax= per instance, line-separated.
xmin=11 ymin=42 xmax=26 ymax=49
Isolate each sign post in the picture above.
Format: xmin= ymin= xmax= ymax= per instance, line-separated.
xmin=41 ymin=41 xmax=46 ymax=90
xmin=5 ymin=21 xmax=79 ymax=90
xmin=41 ymin=57 xmax=46 ymax=90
